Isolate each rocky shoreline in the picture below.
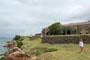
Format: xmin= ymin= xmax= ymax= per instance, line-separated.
xmin=3 ymin=40 xmax=31 ymax=60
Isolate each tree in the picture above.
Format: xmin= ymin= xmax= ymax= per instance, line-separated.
xmin=48 ymin=22 xmax=63 ymax=35
xmin=13 ymin=35 xmax=21 ymax=40
xmin=13 ymin=35 xmax=23 ymax=48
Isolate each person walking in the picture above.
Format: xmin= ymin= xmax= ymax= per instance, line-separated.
xmin=79 ymin=39 xmax=84 ymax=53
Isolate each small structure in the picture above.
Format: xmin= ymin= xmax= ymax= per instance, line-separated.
xmin=42 ymin=27 xmax=49 ymax=36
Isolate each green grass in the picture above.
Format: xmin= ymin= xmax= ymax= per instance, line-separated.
xmin=30 ymin=47 xmax=57 ymax=56
xmin=21 ymin=37 xmax=90 ymax=60
xmin=0 ymin=55 xmax=4 ymax=60
xmin=46 ymin=34 xmax=90 ymax=37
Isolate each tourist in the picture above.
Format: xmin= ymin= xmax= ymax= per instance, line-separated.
xmin=79 ymin=39 xmax=84 ymax=53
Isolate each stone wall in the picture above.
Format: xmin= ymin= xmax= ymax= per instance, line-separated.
xmin=42 ymin=36 xmax=90 ymax=44
xmin=31 ymin=34 xmax=41 ymax=40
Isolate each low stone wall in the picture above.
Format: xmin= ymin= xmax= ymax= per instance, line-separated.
xmin=42 ymin=36 xmax=90 ymax=44
xmin=31 ymin=35 xmax=40 ymax=40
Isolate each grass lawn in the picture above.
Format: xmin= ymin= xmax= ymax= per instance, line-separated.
xmin=21 ymin=37 xmax=90 ymax=60
xmin=45 ymin=34 xmax=90 ymax=37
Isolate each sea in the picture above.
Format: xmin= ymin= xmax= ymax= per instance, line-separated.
xmin=0 ymin=37 xmax=12 ymax=55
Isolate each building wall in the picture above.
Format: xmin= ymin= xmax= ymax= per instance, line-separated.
xmin=42 ymin=28 xmax=49 ymax=36
xmin=41 ymin=22 xmax=90 ymax=44
xmin=42 ymin=22 xmax=90 ymax=36
xmin=63 ymin=24 xmax=90 ymax=34
xmin=78 ymin=24 xmax=90 ymax=34
xmin=42 ymin=36 xmax=90 ymax=44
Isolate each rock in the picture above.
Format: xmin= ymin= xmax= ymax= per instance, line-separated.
xmin=5 ymin=51 xmax=30 ymax=60
xmin=4 ymin=40 xmax=17 ymax=49
xmin=4 ymin=40 xmax=31 ymax=60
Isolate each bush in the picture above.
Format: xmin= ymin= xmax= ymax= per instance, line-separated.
xmin=13 ymin=35 xmax=24 ymax=48
xmin=17 ymin=41 xmax=23 ymax=48
xmin=13 ymin=35 xmax=21 ymax=40
xmin=30 ymin=47 xmax=57 ymax=56
xmin=0 ymin=56 xmax=5 ymax=60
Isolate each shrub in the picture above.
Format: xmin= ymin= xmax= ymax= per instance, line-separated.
xmin=0 ymin=56 xmax=5 ymax=60
xmin=30 ymin=47 xmax=57 ymax=56
xmin=17 ymin=41 xmax=23 ymax=48
xmin=13 ymin=35 xmax=24 ymax=48
xmin=13 ymin=35 xmax=21 ymax=40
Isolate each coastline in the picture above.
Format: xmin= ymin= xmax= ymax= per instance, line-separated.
xmin=0 ymin=38 xmax=12 ymax=54
xmin=2 ymin=36 xmax=31 ymax=60
xmin=0 ymin=38 xmax=12 ymax=60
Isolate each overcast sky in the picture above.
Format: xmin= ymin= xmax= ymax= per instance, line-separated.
xmin=0 ymin=0 xmax=90 ymax=37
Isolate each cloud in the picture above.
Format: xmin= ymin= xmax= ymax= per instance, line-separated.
xmin=0 ymin=0 xmax=90 ymax=37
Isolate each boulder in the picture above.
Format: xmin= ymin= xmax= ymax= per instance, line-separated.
xmin=5 ymin=51 xmax=30 ymax=60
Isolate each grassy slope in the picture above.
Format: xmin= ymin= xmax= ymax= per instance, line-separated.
xmin=21 ymin=37 xmax=90 ymax=60
xmin=0 ymin=55 xmax=4 ymax=60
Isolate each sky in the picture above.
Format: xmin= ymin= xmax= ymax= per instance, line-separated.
xmin=0 ymin=0 xmax=90 ymax=37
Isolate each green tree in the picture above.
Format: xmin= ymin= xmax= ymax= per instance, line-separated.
xmin=48 ymin=22 xmax=63 ymax=35
xmin=17 ymin=41 xmax=23 ymax=48
xmin=13 ymin=35 xmax=23 ymax=48
xmin=13 ymin=35 xmax=21 ymax=40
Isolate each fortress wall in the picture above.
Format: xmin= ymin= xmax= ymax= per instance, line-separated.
xmin=42 ymin=36 xmax=90 ymax=44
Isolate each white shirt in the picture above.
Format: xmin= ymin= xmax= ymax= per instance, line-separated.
xmin=79 ymin=42 xmax=84 ymax=47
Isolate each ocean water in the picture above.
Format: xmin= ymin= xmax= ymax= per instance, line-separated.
xmin=0 ymin=38 xmax=12 ymax=54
